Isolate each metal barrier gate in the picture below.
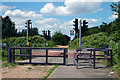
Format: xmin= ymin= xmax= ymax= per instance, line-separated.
xmin=8 ymin=47 xmax=68 ymax=65
xmin=74 ymin=48 xmax=113 ymax=69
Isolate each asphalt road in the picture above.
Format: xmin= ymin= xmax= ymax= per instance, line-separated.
xmin=49 ymin=57 xmax=118 ymax=79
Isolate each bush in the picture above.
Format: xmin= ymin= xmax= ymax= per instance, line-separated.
xmin=110 ymin=30 xmax=120 ymax=42
xmin=51 ymin=31 xmax=70 ymax=45
xmin=70 ymin=32 xmax=111 ymax=48
xmin=2 ymin=35 xmax=46 ymax=47
xmin=47 ymin=41 xmax=56 ymax=47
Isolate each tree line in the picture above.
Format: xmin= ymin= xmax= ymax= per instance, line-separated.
xmin=1 ymin=16 xmax=39 ymax=39
xmin=1 ymin=16 xmax=70 ymax=45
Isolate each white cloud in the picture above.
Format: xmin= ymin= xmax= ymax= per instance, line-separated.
xmin=34 ymin=18 xmax=61 ymax=35
xmin=108 ymin=12 xmax=118 ymax=19
xmin=35 ymin=18 xmax=59 ymax=25
xmin=59 ymin=18 xmax=101 ymax=36
xmin=40 ymin=0 xmax=103 ymax=15
xmin=83 ymin=18 xmax=101 ymax=27
xmin=0 ymin=5 xmax=16 ymax=12
xmin=3 ymin=9 xmax=43 ymax=19
xmin=3 ymin=9 xmax=101 ymax=36
xmin=83 ymin=18 xmax=101 ymax=24
xmin=3 ymin=9 xmax=43 ymax=31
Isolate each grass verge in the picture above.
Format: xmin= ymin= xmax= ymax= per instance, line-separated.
xmin=42 ymin=65 xmax=59 ymax=80
xmin=2 ymin=62 xmax=18 ymax=68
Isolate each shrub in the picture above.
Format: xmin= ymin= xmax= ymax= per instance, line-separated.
xmin=47 ymin=41 xmax=56 ymax=47
xmin=51 ymin=31 xmax=70 ymax=45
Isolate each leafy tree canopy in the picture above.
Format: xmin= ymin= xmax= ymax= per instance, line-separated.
xmin=51 ymin=31 xmax=70 ymax=45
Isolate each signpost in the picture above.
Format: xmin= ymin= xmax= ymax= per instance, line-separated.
xmin=70 ymin=30 xmax=74 ymax=47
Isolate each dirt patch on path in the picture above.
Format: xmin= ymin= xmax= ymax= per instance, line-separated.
xmin=56 ymin=45 xmax=69 ymax=48
xmin=2 ymin=65 xmax=54 ymax=78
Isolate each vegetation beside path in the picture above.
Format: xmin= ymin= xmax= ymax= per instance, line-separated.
xmin=69 ymin=32 xmax=120 ymax=75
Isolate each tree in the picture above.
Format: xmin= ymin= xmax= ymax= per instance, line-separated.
xmin=81 ymin=25 xmax=88 ymax=37
xmin=87 ymin=26 xmax=101 ymax=35
xmin=17 ymin=29 xmax=27 ymax=37
xmin=17 ymin=27 xmax=39 ymax=37
xmin=99 ymin=22 xmax=112 ymax=34
xmin=110 ymin=2 xmax=120 ymax=18
xmin=2 ymin=16 xmax=17 ymax=39
xmin=30 ymin=28 xmax=39 ymax=36
xmin=110 ymin=2 xmax=120 ymax=34
xmin=51 ymin=31 xmax=70 ymax=45
xmin=111 ymin=30 xmax=120 ymax=42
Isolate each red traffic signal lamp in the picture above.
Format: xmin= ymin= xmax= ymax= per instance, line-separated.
xmin=45 ymin=33 xmax=47 ymax=36
xmin=83 ymin=20 xmax=88 ymax=27
xmin=73 ymin=18 xmax=79 ymax=34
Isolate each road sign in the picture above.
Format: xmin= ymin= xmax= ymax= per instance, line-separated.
xmin=70 ymin=30 xmax=74 ymax=35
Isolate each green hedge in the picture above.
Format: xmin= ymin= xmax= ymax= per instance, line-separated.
xmin=2 ymin=35 xmax=56 ymax=61
xmin=3 ymin=35 xmax=46 ymax=46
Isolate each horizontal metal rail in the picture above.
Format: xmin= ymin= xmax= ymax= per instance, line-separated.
xmin=74 ymin=48 xmax=112 ymax=69
xmin=8 ymin=47 xmax=68 ymax=65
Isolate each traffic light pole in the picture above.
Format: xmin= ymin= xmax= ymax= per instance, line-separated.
xmin=46 ymin=40 xmax=47 ymax=47
xmin=77 ymin=33 xmax=78 ymax=48
xmin=70 ymin=35 xmax=71 ymax=48
xmin=27 ymin=21 xmax=29 ymax=45
xmin=79 ymin=19 xmax=82 ymax=48
xmin=25 ymin=19 xmax=31 ymax=46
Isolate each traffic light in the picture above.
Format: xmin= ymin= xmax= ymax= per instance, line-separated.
xmin=25 ymin=19 xmax=31 ymax=32
xmin=83 ymin=20 xmax=88 ymax=27
xmin=48 ymin=30 xmax=51 ymax=36
xmin=42 ymin=30 xmax=51 ymax=40
xmin=45 ymin=31 xmax=47 ymax=36
xmin=28 ymin=20 xmax=31 ymax=32
xmin=73 ymin=18 xmax=79 ymax=34
xmin=42 ymin=30 xmax=45 ymax=36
